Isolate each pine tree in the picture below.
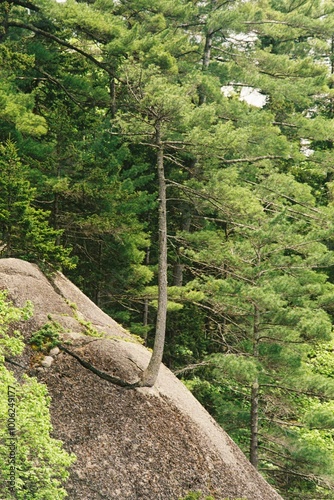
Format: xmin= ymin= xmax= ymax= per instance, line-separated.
xmin=179 ymin=167 xmax=334 ymax=496
xmin=0 ymin=141 xmax=73 ymax=269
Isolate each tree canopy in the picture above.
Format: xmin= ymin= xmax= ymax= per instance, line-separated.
xmin=2 ymin=0 xmax=334 ymax=497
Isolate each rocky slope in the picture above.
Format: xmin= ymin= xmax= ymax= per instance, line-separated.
xmin=1 ymin=258 xmax=282 ymax=500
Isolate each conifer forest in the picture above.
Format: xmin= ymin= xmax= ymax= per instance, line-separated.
xmin=2 ymin=0 xmax=334 ymax=497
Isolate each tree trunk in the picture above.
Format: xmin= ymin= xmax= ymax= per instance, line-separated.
xmin=250 ymin=379 xmax=259 ymax=469
xmin=173 ymin=206 xmax=190 ymax=287
xmin=173 ymin=260 xmax=184 ymax=287
xmin=199 ymin=30 xmax=213 ymax=105
xmin=53 ymin=154 xmax=61 ymax=245
xmin=202 ymin=31 xmax=213 ymax=71
xmin=143 ymin=246 xmax=150 ymax=345
xmin=140 ymin=123 xmax=168 ymax=386
xmin=110 ymin=77 xmax=116 ymax=118
xmin=94 ymin=239 xmax=102 ymax=306
xmin=250 ymin=304 xmax=260 ymax=469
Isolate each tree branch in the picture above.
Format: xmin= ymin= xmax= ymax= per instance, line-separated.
xmin=4 ymin=357 xmax=26 ymax=369
xmin=260 ymin=459 xmax=334 ymax=489
xmin=59 ymin=344 xmax=140 ymax=388
xmin=37 ymin=68 xmax=85 ymax=109
xmin=218 ymin=155 xmax=289 ymax=164
xmin=11 ymin=0 xmax=40 ymax=12
xmin=260 ymin=383 xmax=330 ymax=400
xmin=8 ymin=21 xmax=113 ymax=76
xmin=173 ymin=361 xmax=212 ymax=376
xmin=245 ymin=179 xmax=323 ymax=214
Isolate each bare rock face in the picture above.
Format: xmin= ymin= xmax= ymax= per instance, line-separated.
xmin=0 ymin=258 xmax=282 ymax=500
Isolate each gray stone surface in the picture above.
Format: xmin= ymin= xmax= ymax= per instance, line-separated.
xmin=41 ymin=356 xmax=54 ymax=368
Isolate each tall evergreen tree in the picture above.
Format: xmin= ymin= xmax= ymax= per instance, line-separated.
xmin=179 ymin=168 xmax=334 ymax=496
xmin=0 ymin=141 xmax=73 ymax=268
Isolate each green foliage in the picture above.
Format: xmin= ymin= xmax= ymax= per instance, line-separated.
xmin=74 ymin=316 xmax=103 ymax=338
xmin=178 ymin=163 xmax=334 ymax=495
xmin=0 ymin=372 xmax=76 ymax=499
xmin=0 ymin=292 xmax=75 ymax=498
xmin=308 ymin=343 xmax=334 ymax=379
xmin=29 ymin=321 xmax=63 ymax=352
xmin=178 ymin=492 xmax=216 ymax=500
xmin=0 ymin=78 xmax=47 ymax=138
xmin=3 ymin=0 xmax=334 ymax=496
xmin=0 ymin=291 xmax=33 ymax=360
xmin=178 ymin=493 xmax=246 ymax=500
xmin=0 ymin=141 xmax=75 ymax=270
xmin=164 ymin=303 xmax=209 ymax=368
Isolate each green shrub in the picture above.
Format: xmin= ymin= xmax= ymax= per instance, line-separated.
xmin=29 ymin=321 xmax=62 ymax=352
xmin=178 ymin=492 xmax=215 ymax=500
xmin=0 ymin=292 xmax=75 ymax=498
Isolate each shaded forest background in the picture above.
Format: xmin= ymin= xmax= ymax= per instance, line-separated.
xmin=2 ymin=0 xmax=334 ymax=497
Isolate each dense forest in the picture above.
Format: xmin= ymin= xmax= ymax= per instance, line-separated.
xmin=2 ymin=0 xmax=334 ymax=497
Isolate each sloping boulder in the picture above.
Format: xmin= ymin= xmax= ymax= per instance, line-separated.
xmin=1 ymin=258 xmax=282 ymax=500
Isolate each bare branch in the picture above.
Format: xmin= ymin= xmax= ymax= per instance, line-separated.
xmin=37 ymin=69 xmax=85 ymax=109
xmin=261 ymin=383 xmax=329 ymax=400
xmin=173 ymin=361 xmax=212 ymax=376
xmin=218 ymin=155 xmax=289 ymax=164
xmin=59 ymin=344 xmax=140 ymax=388
xmin=245 ymin=179 xmax=323 ymax=214
xmin=5 ymin=357 xmax=26 ymax=369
